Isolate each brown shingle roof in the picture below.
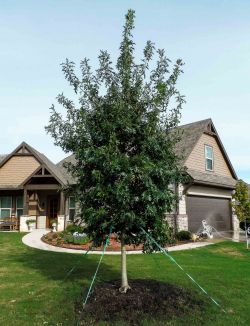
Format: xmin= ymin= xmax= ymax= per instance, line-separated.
xmin=1 ymin=118 xmax=237 ymax=189
xmin=57 ymin=154 xmax=76 ymax=184
xmin=187 ymin=169 xmax=237 ymax=189
xmin=57 ymin=118 xmax=237 ymax=187
xmin=0 ymin=155 xmax=7 ymax=163
xmin=57 ymin=119 xmax=213 ymax=184
xmin=174 ymin=118 xmax=212 ymax=163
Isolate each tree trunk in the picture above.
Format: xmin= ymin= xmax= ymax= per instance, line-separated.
xmin=119 ymin=233 xmax=131 ymax=293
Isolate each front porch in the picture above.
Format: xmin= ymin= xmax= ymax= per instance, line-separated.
xmin=0 ymin=142 xmax=76 ymax=232
xmin=0 ymin=187 xmax=68 ymax=232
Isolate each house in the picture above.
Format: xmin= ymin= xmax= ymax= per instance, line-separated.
xmin=167 ymin=118 xmax=238 ymax=234
xmin=0 ymin=142 xmax=73 ymax=231
xmin=0 ymin=118 xmax=239 ymax=234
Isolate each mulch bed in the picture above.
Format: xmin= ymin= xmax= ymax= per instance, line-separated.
xmin=42 ymin=232 xmax=191 ymax=251
xmin=76 ymin=279 xmax=205 ymax=325
xmin=42 ymin=233 xmax=144 ymax=251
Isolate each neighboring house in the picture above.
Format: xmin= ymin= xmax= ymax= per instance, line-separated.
xmin=0 ymin=118 xmax=239 ymax=234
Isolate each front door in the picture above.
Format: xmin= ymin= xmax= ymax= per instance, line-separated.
xmin=47 ymin=196 xmax=59 ymax=228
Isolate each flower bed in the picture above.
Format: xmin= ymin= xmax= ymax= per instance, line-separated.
xmin=42 ymin=231 xmax=145 ymax=251
xmin=41 ymin=230 xmax=195 ymax=251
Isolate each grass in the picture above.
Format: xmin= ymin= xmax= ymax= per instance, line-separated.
xmin=0 ymin=233 xmax=250 ymax=325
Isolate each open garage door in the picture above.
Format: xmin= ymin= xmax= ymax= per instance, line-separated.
xmin=186 ymin=196 xmax=232 ymax=233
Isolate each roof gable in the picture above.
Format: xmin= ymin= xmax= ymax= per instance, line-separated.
xmin=175 ymin=119 xmax=237 ymax=180
xmin=0 ymin=143 xmax=34 ymax=168
xmin=174 ymin=118 xmax=212 ymax=162
xmin=0 ymin=147 xmax=40 ymax=189
xmin=0 ymin=142 xmax=68 ymax=187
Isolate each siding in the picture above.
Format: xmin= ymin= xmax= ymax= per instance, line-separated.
xmin=0 ymin=156 xmax=40 ymax=187
xmin=185 ymin=133 xmax=233 ymax=177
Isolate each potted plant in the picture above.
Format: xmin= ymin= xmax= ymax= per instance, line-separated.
xmin=26 ymin=219 xmax=36 ymax=231
xmin=50 ymin=219 xmax=58 ymax=232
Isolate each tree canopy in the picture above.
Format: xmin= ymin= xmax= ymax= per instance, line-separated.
xmin=232 ymin=180 xmax=250 ymax=222
xmin=46 ymin=9 xmax=187 ymax=290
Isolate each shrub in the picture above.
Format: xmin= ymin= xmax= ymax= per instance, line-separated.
xmin=52 ymin=233 xmax=58 ymax=239
xmin=166 ymin=227 xmax=176 ymax=245
xmin=65 ymin=224 xmax=85 ymax=234
xmin=26 ymin=219 xmax=36 ymax=225
xmin=63 ymin=234 xmax=89 ymax=245
xmin=176 ymin=230 xmax=192 ymax=241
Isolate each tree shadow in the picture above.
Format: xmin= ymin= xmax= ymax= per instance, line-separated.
xmin=0 ymin=234 xmax=122 ymax=325
xmin=10 ymin=245 xmax=120 ymax=286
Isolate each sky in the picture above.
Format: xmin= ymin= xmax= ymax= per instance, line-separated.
xmin=0 ymin=0 xmax=249 ymax=181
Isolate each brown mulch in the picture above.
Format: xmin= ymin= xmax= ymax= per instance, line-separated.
xmin=42 ymin=233 xmax=144 ymax=251
xmin=42 ymin=232 xmax=191 ymax=252
xmin=76 ymin=279 xmax=205 ymax=325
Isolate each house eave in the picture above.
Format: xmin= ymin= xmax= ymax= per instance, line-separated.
xmin=192 ymin=180 xmax=236 ymax=190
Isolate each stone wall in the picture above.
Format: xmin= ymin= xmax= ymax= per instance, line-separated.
xmin=177 ymin=214 xmax=188 ymax=231
xmin=165 ymin=184 xmax=189 ymax=231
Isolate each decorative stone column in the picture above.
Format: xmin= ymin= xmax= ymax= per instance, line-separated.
xmin=231 ymin=199 xmax=240 ymax=242
xmin=57 ymin=215 xmax=65 ymax=231
xmin=176 ymin=184 xmax=188 ymax=231
xmin=20 ymin=215 xmax=29 ymax=232
xmin=165 ymin=184 xmax=189 ymax=231
xmin=57 ymin=191 xmax=66 ymax=231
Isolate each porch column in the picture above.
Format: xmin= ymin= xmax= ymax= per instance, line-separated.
xmin=58 ymin=191 xmax=66 ymax=231
xmin=59 ymin=191 xmax=65 ymax=215
xmin=23 ymin=188 xmax=29 ymax=215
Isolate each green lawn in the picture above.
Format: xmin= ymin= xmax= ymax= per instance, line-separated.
xmin=0 ymin=233 xmax=250 ymax=326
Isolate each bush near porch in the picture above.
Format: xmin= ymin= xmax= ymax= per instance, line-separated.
xmin=1 ymin=232 xmax=250 ymax=325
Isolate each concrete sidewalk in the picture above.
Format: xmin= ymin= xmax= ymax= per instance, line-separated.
xmin=22 ymin=229 xmax=214 ymax=255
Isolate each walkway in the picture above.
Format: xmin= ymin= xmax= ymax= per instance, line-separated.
xmin=22 ymin=229 xmax=214 ymax=255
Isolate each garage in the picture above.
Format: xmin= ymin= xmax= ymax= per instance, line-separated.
xmin=186 ymin=195 xmax=232 ymax=233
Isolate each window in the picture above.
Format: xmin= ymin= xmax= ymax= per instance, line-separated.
xmin=0 ymin=196 xmax=12 ymax=219
xmin=205 ymin=145 xmax=214 ymax=171
xmin=16 ymin=196 xmax=24 ymax=218
xmin=69 ymin=197 xmax=76 ymax=221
